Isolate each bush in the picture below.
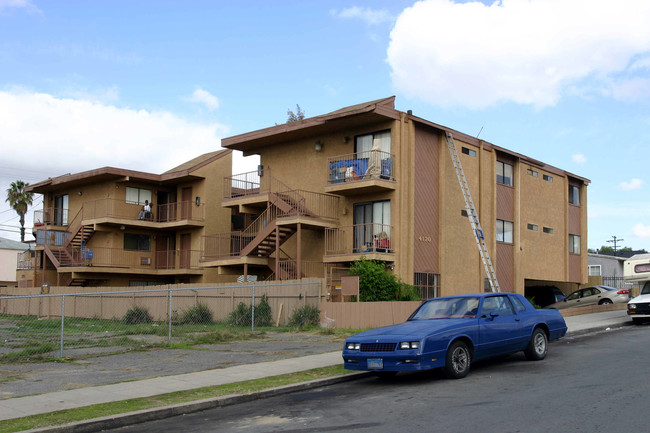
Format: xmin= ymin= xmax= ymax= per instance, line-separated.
xmin=179 ymin=302 xmax=213 ymax=325
xmin=350 ymin=258 xmax=419 ymax=302
xmin=122 ymin=305 xmax=153 ymax=325
xmin=227 ymin=295 xmax=273 ymax=327
xmin=288 ymin=304 xmax=320 ymax=328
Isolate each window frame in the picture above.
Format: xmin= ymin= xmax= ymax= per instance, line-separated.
xmin=496 ymin=219 xmax=514 ymax=244
xmin=588 ymin=265 xmax=602 ymax=276
xmin=497 ymin=161 xmax=514 ymax=187
xmin=124 ymin=233 xmax=151 ymax=252
xmin=569 ymin=234 xmax=581 ymax=254
xmin=462 ymin=147 xmax=477 ymax=157
xmin=569 ymin=185 xmax=580 ymax=205
xmin=126 ymin=187 xmax=153 ymax=206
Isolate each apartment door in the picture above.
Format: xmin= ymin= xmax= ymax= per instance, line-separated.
xmin=157 ymin=191 xmax=171 ymax=222
xmin=53 ymin=194 xmax=69 ymax=226
xmin=181 ymin=187 xmax=192 ymax=220
xmin=353 ymin=200 xmax=390 ymax=252
xmin=180 ymin=233 xmax=191 ymax=269
xmin=156 ymin=235 xmax=175 ymax=269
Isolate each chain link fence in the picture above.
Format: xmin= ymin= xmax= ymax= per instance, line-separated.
xmin=0 ymin=281 xmax=321 ymax=361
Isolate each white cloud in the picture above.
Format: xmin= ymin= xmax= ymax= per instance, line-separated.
xmin=0 ymin=0 xmax=40 ymax=13
xmin=387 ymin=0 xmax=650 ymax=108
xmin=572 ymin=153 xmax=587 ymax=164
xmin=0 ymin=89 xmax=229 ymax=176
xmin=330 ymin=7 xmax=393 ymax=25
xmin=632 ymin=223 xmax=650 ymax=238
xmin=186 ymin=88 xmax=219 ymax=111
xmin=619 ymin=178 xmax=644 ymax=191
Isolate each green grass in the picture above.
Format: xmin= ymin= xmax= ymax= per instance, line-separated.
xmin=0 ymin=365 xmax=352 ymax=433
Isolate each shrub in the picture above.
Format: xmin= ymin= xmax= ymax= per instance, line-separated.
xmin=179 ymin=302 xmax=213 ymax=325
xmin=254 ymin=294 xmax=272 ymax=327
xmin=349 ymin=258 xmax=419 ymax=302
xmin=122 ymin=305 xmax=153 ymax=325
xmin=288 ymin=305 xmax=320 ymax=328
xmin=226 ymin=295 xmax=273 ymax=327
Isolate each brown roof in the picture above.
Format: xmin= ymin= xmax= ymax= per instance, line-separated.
xmin=27 ymin=149 xmax=232 ymax=194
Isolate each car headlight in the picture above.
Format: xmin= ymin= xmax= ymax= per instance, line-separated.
xmin=346 ymin=342 xmax=361 ymax=350
xmin=399 ymin=341 xmax=420 ymax=350
xmin=629 ymin=304 xmax=637 ymax=310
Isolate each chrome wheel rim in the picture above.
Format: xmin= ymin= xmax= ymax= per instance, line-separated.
xmin=452 ymin=347 xmax=468 ymax=373
xmin=534 ymin=332 xmax=546 ymax=355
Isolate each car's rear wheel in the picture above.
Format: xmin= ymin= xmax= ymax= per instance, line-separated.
xmin=443 ymin=340 xmax=470 ymax=379
xmin=599 ymin=299 xmax=613 ymax=305
xmin=524 ymin=327 xmax=548 ymax=361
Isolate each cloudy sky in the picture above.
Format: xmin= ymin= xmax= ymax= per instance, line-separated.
xmin=1 ymin=0 xmax=650 ymax=251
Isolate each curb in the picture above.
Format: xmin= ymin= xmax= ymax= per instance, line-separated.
xmin=23 ymin=372 xmax=371 ymax=433
xmin=565 ymin=320 xmax=632 ymax=338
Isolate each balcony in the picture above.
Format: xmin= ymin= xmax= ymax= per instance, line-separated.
xmin=48 ymin=246 xmax=203 ymax=275
xmin=222 ymin=168 xmax=294 ymax=211
xmin=324 ymin=150 xmax=396 ymax=195
xmin=34 ymin=207 xmax=69 ymax=227
xmin=82 ymin=198 xmax=204 ymax=228
xmin=324 ymin=223 xmax=395 ymax=263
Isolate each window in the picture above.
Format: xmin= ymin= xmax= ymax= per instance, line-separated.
xmin=569 ymin=185 xmax=580 ymax=205
xmin=124 ymin=233 xmax=151 ymax=251
xmin=512 ymin=296 xmax=527 ymax=313
xmin=543 ymin=227 xmax=554 ymax=234
xmin=126 ymin=187 xmax=153 ymax=205
xmin=462 ymin=147 xmax=477 ymax=157
xmin=414 ymin=273 xmax=439 ymax=300
xmin=497 ymin=161 xmax=514 ymax=186
xmin=481 ymin=296 xmax=515 ymax=317
xmin=569 ymin=234 xmax=580 ymax=254
xmin=355 ymin=130 xmax=391 ymax=154
xmin=527 ymin=224 xmax=539 ymax=231
xmin=527 ymin=169 xmax=538 ymax=177
xmin=543 ymin=174 xmax=553 ymax=182
xmin=53 ymin=194 xmax=69 ymax=226
xmin=588 ymin=265 xmax=602 ymax=276
xmin=496 ymin=219 xmax=513 ymax=243
xmin=353 ymin=200 xmax=390 ymax=252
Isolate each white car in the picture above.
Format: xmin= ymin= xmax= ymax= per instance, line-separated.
xmin=628 ymin=282 xmax=650 ymax=325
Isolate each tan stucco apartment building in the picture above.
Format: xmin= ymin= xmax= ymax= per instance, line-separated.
xmin=202 ymin=97 xmax=590 ymax=298
xmin=18 ymin=150 xmax=233 ymax=287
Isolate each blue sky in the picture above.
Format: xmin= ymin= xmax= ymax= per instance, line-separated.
xmin=1 ymin=0 xmax=650 ymax=252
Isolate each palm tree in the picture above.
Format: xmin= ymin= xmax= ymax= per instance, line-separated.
xmin=6 ymin=180 xmax=34 ymax=242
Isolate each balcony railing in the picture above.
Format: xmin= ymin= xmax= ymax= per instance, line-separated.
xmin=325 ymin=223 xmax=393 ymax=256
xmin=223 ymin=168 xmax=293 ymax=200
xmin=275 ymin=190 xmax=340 ymax=222
xmin=35 ymin=229 xmax=70 ymax=247
xmin=82 ymin=198 xmax=204 ymax=223
xmin=61 ymin=246 xmax=202 ymax=270
xmin=34 ymin=207 xmax=69 ymax=226
xmin=327 ymin=150 xmax=394 ymax=185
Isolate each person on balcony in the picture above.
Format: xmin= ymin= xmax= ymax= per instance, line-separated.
xmin=138 ymin=200 xmax=152 ymax=220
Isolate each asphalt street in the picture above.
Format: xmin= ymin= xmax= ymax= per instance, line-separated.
xmin=102 ymin=325 xmax=648 ymax=433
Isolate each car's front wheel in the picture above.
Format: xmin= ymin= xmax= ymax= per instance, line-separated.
xmin=524 ymin=327 xmax=548 ymax=361
xmin=443 ymin=340 xmax=470 ymax=379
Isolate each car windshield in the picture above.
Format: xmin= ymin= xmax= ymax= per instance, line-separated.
xmin=641 ymin=281 xmax=650 ymax=295
xmin=410 ymin=297 xmax=480 ymax=320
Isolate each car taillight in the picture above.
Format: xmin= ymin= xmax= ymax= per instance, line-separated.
xmin=618 ymin=290 xmax=629 ymax=295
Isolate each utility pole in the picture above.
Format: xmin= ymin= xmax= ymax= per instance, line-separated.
xmin=607 ymin=236 xmax=624 ymax=253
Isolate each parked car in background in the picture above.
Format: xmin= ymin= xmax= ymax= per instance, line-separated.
xmin=545 ymin=285 xmax=629 ymax=310
xmin=627 ymin=281 xmax=650 ymax=325
xmin=342 ymin=293 xmax=567 ymax=379
xmin=525 ymin=286 xmax=566 ymax=308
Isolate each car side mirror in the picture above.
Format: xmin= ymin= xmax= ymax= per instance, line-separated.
xmin=489 ymin=311 xmax=499 ymax=319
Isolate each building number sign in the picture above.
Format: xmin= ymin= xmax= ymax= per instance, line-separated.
xmin=418 ymin=236 xmax=432 ymax=243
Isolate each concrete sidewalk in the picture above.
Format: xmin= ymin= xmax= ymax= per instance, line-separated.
xmin=0 ymin=310 xmax=632 ymax=428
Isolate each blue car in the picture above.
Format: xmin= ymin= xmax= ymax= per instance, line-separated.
xmin=342 ymin=293 xmax=567 ymax=379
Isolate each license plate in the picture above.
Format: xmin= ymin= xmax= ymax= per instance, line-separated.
xmin=367 ymin=358 xmax=383 ymax=369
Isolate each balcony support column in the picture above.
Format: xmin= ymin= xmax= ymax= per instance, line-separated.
xmin=244 ymin=263 xmax=248 ymax=281
xmin=297 ymin=223 xmax=302 ymax=280
xmin=275 ymin=226 xmax=279 ymax=278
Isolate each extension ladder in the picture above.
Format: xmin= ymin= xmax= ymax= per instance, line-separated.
xmin=445 ymin=131 xmax=501 ymax=293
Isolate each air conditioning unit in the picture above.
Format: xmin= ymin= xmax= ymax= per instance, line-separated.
xmin=141 ymin=257 xmax=151 ymax=265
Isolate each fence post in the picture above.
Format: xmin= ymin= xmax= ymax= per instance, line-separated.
xmin=251 ymin=285 xmax=255 ymax=332
xmin=168 ymin=290 xmax=173 ymax=345
xmin=60 ymin=294 xmax=65 ymax=358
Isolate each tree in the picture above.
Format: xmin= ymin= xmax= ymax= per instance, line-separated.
xmin=286 ymin=104 xmax=305 ymax=122
xmin=5 ymin=180 xmax=34 ymax=242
